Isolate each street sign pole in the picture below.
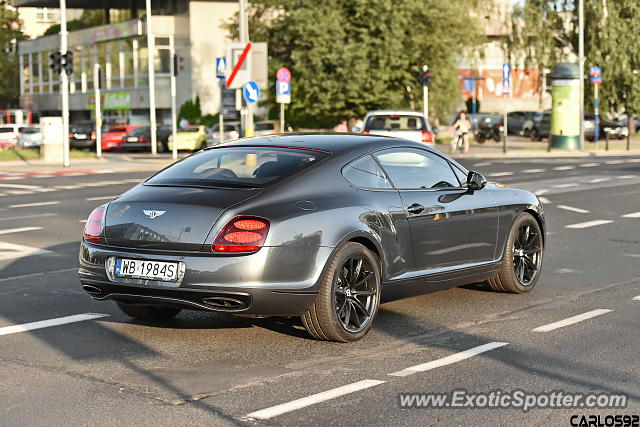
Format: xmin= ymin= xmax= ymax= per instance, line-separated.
xmin=578 ymin=0 xmax=585 ymax=151
xmin=594 ymin=82 xmax=599 ymax=151
xmin=60 ymin=0 xmax=70 ymax=167
xmin=219 ymin=78 xmax=225 ymax=144
xmin=93 ymin=63 xmax=102 ymax=159
xmin=170 ymin=37 xmax=178 ymax=160
xmin=146 ymin=0 xmax=158 ymax=155
xmin=280 ymin=103 xmax=285 ymax=133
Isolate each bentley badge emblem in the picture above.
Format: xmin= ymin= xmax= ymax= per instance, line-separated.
xmin=143 ymin=210 xmax=166 ymax=219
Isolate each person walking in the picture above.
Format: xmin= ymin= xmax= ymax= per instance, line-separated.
xmin=334 ymin=120 xmax=348 ymax=133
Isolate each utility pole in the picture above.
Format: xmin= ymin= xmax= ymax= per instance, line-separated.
xmin=146 ymin=0 xmax=158 ymax=154
xmin=60 ymin=0 xmax=70 ymax=167
xmin=578 ymin=0 xmax=585 ymax=151
xmin=94 ymin=63 xmax=102 ymax=159
xmin=422 ymin=65 xmax=429 ymax=122
xmin=170 ymin=37 xmax=178 ymax=160
xmin=238 ymin=0 xmax=253 ymax=137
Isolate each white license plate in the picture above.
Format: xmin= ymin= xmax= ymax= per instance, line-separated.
xmin=115 ymin=258 xmax=178 ymax=281
xmin=75 ymin=134 xmax=88 ymax=139
xmin=127 ymin=137 xmax=138 ymax=142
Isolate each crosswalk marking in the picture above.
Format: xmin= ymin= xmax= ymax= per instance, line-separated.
xmin=0 ymin=313 xmax=109 ymax=337
xmin=565 ymin=220 xmax=613 ymax=229
xmin=622 ymin=212 xmax=640 ymax=218
xmin=557 ymin=205 xmax=589 ymax=213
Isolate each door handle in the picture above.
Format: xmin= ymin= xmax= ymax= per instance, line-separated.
xmin=407 ymin=203 xmax=425 ymax=215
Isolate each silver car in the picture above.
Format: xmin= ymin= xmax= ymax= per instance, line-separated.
xmin=18 ymin=126 xmax=42 ymax=148
xmin=359 ymin=110 xmax=434 ymax=146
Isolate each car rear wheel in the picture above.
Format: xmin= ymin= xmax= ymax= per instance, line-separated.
xmin=301 ymin=242 xmax=381 ymax=342
xmin=116 ymin=302 xmax=181 ymax=321
xmin=486 ymin=213 xmax=544 ymax=293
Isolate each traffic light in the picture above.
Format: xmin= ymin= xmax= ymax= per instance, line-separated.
xmin=173 ymin=55 xmax=184 ymax=76
xmin=419 ymin=66 xmax=432 ymax=87
xmin=62 ymin=51 xmax=73 ymax=75
xmin=49 ymin=51 xmax=62 ymax=74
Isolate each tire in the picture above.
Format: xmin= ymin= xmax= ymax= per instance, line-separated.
xmin=486 ymin=213 xmax=544 ymax=293
xmin=157 ymin=141 xmax=166 ymax=153
xmin=116 ymin=302 xmax=181 ymax=321
xmin=476 ymin=134 xmax=486 ymax=144
xmin=301 ymin=242 xmax=381 ymax=342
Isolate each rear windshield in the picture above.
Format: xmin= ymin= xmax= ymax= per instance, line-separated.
xmin=0 ymin=127 xmax=15 ymax=133
xmin=19 ymin=127 xmax=39 ymax=134
xmin=146 ymin=147 xmax=328 ymax=188
xmin=365 ymin=115 xmax=426 ymax=131
xmin=130 ymin=127 xmax=149 ymax=136
xmin=108 ymin=128 xmax=126 ymax=133
xmin=255 ymin=123 xmax=274 ymax=131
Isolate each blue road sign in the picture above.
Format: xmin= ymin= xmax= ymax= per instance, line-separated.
xmin=216 ymin=57 xmax=227 ymax=79
xmin=276 ymin=81 xmax=290 ymax=96
xmin=502 ymin=63 xmax=511 ymax=94
xmin=243 ymin=80 xmax=260 ymax=104
xmin=589 ymin=66 xmax=603 ymax=84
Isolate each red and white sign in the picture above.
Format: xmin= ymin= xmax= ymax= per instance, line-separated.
xmin=226 ymin=42 xmax=252 ymax=89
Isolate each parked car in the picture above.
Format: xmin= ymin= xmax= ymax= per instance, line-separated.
xmin=0 ymin=124 xmax=21 ymax=146
xmin=168 ymin=125 xmax=207 ymax=151
xmin=361 ymin=110 xmax=434 ymax=145
xmin=17 ymin=126 xmax=41 ymax=148
xmin=120 ymin=126 xmax=163 ymax=152
xmin=206 ymin=122 xmax=240 ymax=146
xmin=80 ymin=134 xmax=545 ymax=342
xmin=507 ymin=111 xmax=537 ymax=135
xmin=530 ymin=113 xmax=551 ymax=141
xmin=70 ymin=123 xmax=97 ymax=149
xmin=102 ymin=125 xmax=140 ymax=151
xmin=254 ymin=121 xmax=279 ymax=136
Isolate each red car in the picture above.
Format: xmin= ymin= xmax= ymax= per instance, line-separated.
xmin=101 ymin=125 xmax=140 ymax=150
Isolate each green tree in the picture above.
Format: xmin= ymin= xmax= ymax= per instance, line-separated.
xmin=43 ymin=10 xmax=106 ymax=35
xmin=226 ymin=0 xmax=487 ymax=128
xmin=177 ymin=96 xmax=202 ymax=125
xmin=0 ymin=2 xmax=25 ymax=108
xmin=508 ymin=0 xmax=640 ymax=123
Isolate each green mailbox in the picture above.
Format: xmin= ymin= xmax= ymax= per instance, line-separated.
xmin=550 ymin=63 xmax=580 ymax=150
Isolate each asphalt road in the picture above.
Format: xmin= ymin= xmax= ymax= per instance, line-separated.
xmin=0 ymin=155 xmax=639 ymax=426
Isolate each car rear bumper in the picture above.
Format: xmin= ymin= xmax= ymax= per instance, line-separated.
xmin=78 ymin=240 xmax=333 ymax=315
xmin=120 ymin=142 xmax=151 ymax=150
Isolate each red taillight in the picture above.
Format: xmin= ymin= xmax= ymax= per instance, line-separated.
xmin=91 ymin=131 xmax=96 ymax=139
xmin=213 ymin=216 xmax=269 ymax=253
xmin=422 ymin=130 xmax=434 ymax=143
xmin=83 ymin=205 xmax=106 ymax=244
xmin=68 ymin=133 xmax=74 ymax=138
xmin=361 ymin=130 xmax=370 ymax=134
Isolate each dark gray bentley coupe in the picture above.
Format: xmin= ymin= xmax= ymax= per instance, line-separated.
xmin=79 ymin=134 xmax=545 ymax=342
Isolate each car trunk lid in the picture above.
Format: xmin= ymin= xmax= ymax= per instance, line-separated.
xmin=104 ymin=185 xmax=261 ymax=250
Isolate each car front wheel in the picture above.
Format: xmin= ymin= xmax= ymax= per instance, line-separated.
xmin=486 ymin=213 xmax=544 ymax=293
xmin=301 ymin=242 xmax=381 ymax=342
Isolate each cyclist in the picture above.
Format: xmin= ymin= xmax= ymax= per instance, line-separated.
xmin=450 ymin=111 xmax=472 ymax=154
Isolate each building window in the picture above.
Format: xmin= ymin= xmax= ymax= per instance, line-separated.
xmin=35 ymin=8 xmax=58 ymax=23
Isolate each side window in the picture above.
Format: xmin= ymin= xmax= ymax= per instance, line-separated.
xmin=375 ymin=148 xmax=459 ymax=189
xmin=342 ymin=155 xmax=393 ymax=189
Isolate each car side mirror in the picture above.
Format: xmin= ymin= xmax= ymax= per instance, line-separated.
xmin=466 ymin=171 xmax=487 ymax=191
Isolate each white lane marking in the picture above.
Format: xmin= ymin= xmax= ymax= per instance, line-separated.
xmin=605 ymin=160 xmax=624 ymax=165
xmin=0 ymin=241 xmax=53 ymax=261
xmin=580 ymin=163 xmax=599 ymax=167
xmin=0 ymin=183 xmax=43 ymax=190
xmin=0 ymin=267 xmax=77 ymax=283
xmin=473 ymin=162 xmax=492 ymax=167
xmin=8 ymin=201 xmax=60 ymax=209
xmin=633 ymin=296 xmax=640 ymax=301
xmin=32 ymin=174 xmax=54 ymax=178
xmin=125 ymin=179 xmax=142 ymax=183
xmin=522 ymin=169 xmax=545 ymax=173
xmin=1 ymin=177 xmax=23 ymax=180
xmin=55 ymin=185 xmax=81 ymax=190
xmin=588 ymin=177 xmax=611 ymax=183
xmin=5 ymin=190 xmax=33 ymax=195
xmin=246 ymin=379 xmax=386 ymax=420
xmin=388 ymin=342 xmax=508 ymax=377
xmin=534 ymin=189 xmax=549 ymax=195
xmin=565 ymin=220 xmax=613 ymax=229
xmin=627 ymin=159 xmax=640 ymax=163
xmin=79 ymin=219 xmax=87 ymax=223
xmin=555 ymin=183 xmax=579 ymax=188
xmin=64 ymin=172 xmax=87 ymax=176
xmin=622 ymin=211 xmax=640 ymax=218
xmin=618 ymin=175 xmax=638 ymax=179
xmin=557 ymin=205 xmax=590 ymax=214
xmin=554 ymin=165 xmax=575 ymax=170
xmin=538 ymin=197 xmax=551 ymax=204
xmin=0 ymin=213 xmax=57 ymax=221
xmin=0 ymin=313 xmax=109 ymax=337
xmin=86 ymin=196 xmax=116 ymax=201
xmin=532 ymin=309 xmax=612 ymax=332
xmin=0 ymin=227 xmax=43 ymax=235
xmin=0 ymin=193 xmax=5 ymax=197
xmin=488 ymin=172 xmax=514 ymax=177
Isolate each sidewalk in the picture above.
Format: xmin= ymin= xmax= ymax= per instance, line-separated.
xmin=0 ymin=153 xmax=177 ymax=175
xmin=444 ymin=136 xmax=640 ymax=159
